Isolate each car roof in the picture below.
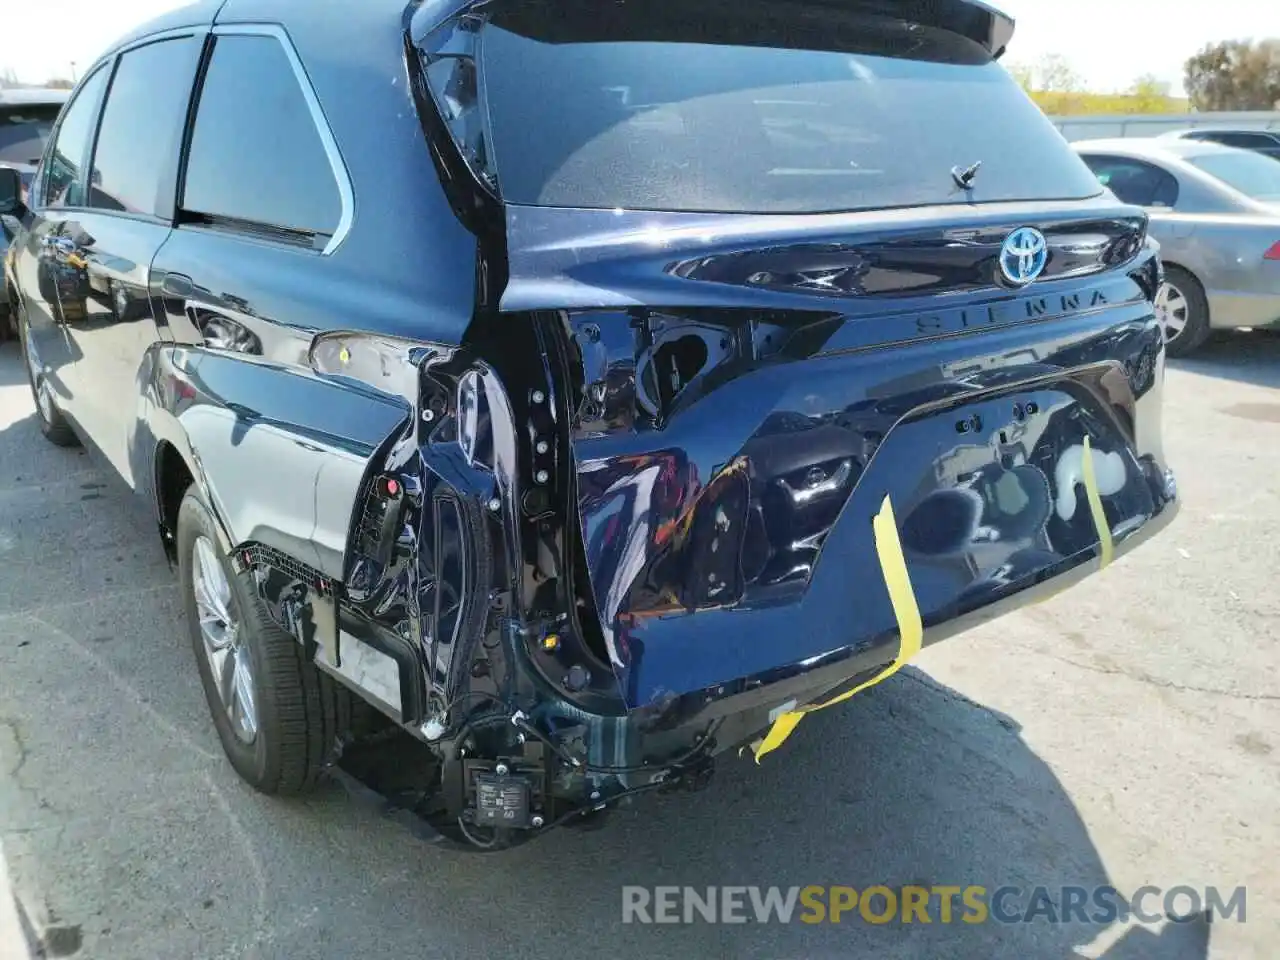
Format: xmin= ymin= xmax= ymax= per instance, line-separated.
xmin=1159 ymin=127 xmax=1279 ymax=140
xmin=96 ymin=0 xmax=1022 ymax=78
xmin=1071 ymin=137 xmax=1245 ymax=162
xmin=100 ymin=0 xmax=225 ymax=57
xmin=99 ymin=0 xmax=415 ymax=59
xmin=0 ymin=88 xmax=70 ymax=107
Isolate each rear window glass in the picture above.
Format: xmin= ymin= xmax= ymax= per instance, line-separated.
xmin=453 ymin=5 xmax=1102 ymax=214
xmin=0 ymin=104 xmax=61 ymax=166
xmin=1186 ymin=151 xmax=1280 ymax=202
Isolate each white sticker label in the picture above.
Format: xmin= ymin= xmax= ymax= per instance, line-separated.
xmin=768 ymin=699 xmax=798 ymax=723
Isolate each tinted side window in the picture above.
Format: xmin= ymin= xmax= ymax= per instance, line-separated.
xmin=42 ymin=67 xmax=109 ymax=208
xmin=1082 ymin=156 xmax=1179 ymax=208
xmin=90 ymin=36 xmax=202 ymax=217
xmin=1212 ymin=132 xmax=1275 ymax=150
xmin=182 ymin=34 xmax=342 ymax=238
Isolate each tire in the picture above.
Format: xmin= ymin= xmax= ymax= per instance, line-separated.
xmin=14 ymin=295 xmax=78 ymax=447
xmin=177 ymin=487 xmax=358 ymax=794
xmin=1157 ymin=266 xmax=1211 ymax=358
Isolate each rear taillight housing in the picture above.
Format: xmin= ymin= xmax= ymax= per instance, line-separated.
xmin=309 ymin=332 xmax=430 ymax=404
xmin=1265 ymin=241 xmax=1280 ymax=261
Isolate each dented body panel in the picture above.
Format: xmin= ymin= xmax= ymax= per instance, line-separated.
xmin=499 ymin=201 xmax=1172 ymax=708
xmin=565 ymin=305 xmax=1171 ymax=709
xmin=3 ymin=0 xmax=1179 ymax=848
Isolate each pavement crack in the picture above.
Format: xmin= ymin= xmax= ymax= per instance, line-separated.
xmin=1044 ymin=653 xmax=1280 ymax=701
xmin=0 ymin=714 xmax=63 ymax=817
xmin=0 ymin=716 xmax=29 ymax=779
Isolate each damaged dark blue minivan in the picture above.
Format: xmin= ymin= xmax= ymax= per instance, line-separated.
xmin=1 ymin=0 xmax=1178 ymax=849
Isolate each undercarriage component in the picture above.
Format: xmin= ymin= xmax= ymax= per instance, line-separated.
xmin=325 ymin=713 xmax=720 ymax=850
xmin=472 ymin=770 xmax=532 ymax=828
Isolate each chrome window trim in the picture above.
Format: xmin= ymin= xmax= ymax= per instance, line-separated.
xmin=113 ymin=24 xmax=206 ymax=54
xmin=208 ymin=23 xmax=355 ymax=256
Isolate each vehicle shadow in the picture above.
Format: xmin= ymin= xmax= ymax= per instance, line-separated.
xmin=1171 ymin=330 xmax=1280 ymax=390
xmin=295 ymin=670 xmax=1213 ymax=960
xmin=0 ymin=339 xmax=28 ymax=388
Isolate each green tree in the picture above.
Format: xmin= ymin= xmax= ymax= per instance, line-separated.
xmin=1037 ymin=54 xmax=1085 ymax=94
xmin=1184 ymin=39 xmax=1280 ymax=111
xmin=1130 ymin=73 xmax=1172 ymax=113
xmin=1005 ymin=61 xmax=1035 ymax=93
xmin=1033 ymin=54 xmax=1087 ymax=113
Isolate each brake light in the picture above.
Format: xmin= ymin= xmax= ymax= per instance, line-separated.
xmin=1265 ymin=241 xmax=1280 ymax=261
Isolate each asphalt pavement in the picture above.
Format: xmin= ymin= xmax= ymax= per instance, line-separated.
xmin=0 ymin=333 xmax=1277 ymax=959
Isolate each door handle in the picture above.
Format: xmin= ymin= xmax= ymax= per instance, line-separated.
xmin=161 ymin=272 xmax=194 ymax=297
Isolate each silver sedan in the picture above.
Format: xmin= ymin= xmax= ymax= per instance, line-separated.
xmin=1072 ymin=138 xmax=1280 ymax=356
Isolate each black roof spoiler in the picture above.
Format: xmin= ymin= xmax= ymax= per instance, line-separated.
xmin=408 ymin=0 xmax=1016 ymax=59
xmin=899 ymin=0 xmax=1015 ymax=58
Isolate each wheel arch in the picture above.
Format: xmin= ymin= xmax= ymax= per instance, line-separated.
xmin=151 ymin=434 xmax=237 ymax=564
xmin=154 ymin=439 xmax=196 ymax=562
xmin=145 ymin=347 xmax=239 ymax=564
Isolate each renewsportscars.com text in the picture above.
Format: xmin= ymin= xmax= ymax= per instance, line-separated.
xmin=621 ymin=885 xmax=1247 ymax=925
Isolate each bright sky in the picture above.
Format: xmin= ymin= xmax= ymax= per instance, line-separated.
xmin=1 ymin=0 xmax=1278 ymax=95
xmin=0 ymin=0 xmax=193 ymax=84
xmin=992 ymin=0 xmax=1279 ymax=95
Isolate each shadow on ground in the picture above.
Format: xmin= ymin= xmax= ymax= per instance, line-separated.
xmin=274 ymin=667 xmax=1214 ymax=960
xmin=1171 ymin=329 xmax=1280 ymax=390
xmin=0 ymin=339 xmax=28 ymax=388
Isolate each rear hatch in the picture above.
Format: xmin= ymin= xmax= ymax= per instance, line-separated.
xmin=412 ymin=0 xmax=1174 ymax=709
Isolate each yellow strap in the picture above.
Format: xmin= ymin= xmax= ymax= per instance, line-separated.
xmin=753 ymin=439 xmax=1115 ymax=761
xmin=1081 ymin=435 xmax=1114 ymax=569
xmin=753 ymin=494 xmax=923 ymax=763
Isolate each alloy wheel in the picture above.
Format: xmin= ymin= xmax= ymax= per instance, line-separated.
xmin=1154 ymin=281 xmax=1189 ymax=343
xmin=34 ymin=376 xmax=55 ymax=423
xmin=18 ymin=313 xmax=53 ymax=421
xmin=192 ymin=535 xmax=258 ymax=743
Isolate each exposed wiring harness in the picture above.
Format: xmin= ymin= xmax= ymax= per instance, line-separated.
xmin=433 ymin=687 xmax=723 ymax=776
